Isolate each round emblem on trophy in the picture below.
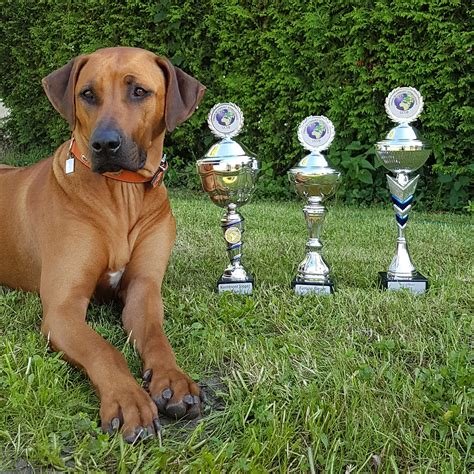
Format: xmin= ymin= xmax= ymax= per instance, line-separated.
xmin=298 ymin=116 xmax=335 ymax=152
xmin=208 ymin=103 xmax=244 ymax=139
xmin=224 ymin=226 xmax=241 ymax=244
xmin=385 ymin=87 xmax=424 ymax=123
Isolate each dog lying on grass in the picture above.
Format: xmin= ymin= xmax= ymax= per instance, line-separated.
xmin=0 ymin=47 xmax=205 ymax=442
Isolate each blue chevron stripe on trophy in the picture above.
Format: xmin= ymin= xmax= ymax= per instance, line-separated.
xmin=221 ymin=218 xmax=243 ymax=229
xmin=391 ymin=194 xmax=413 ymax=210
xmin=227 ymin=241 xmax=242 ymax=264
xmin=391 ymin=195 xmax=413 ymax=225
xmin=396 ymin=214 xmax=409 ymax=227
xmin=227 ymin=243 xmax=242 ymax=251
xmin=387 ymin=174 xmax=419 ymax=229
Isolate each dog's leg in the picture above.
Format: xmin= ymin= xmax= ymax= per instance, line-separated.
xmin=120 ymin=218 xmax=203 ymax=419
xmin=40 ymin=260 xmax=159 ymax=442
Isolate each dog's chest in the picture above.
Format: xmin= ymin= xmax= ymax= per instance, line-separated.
xmin=95 ymin=267 xmax=126 ymax=301
xmin=108 ymin=268 xmax=125 ymax=289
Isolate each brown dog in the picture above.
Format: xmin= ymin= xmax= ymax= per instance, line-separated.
xmin=0 ymin=47 xmax=205 ymax=442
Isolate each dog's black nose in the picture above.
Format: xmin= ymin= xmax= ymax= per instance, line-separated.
xmin=90 ymin=128 xmax=122 ymax=154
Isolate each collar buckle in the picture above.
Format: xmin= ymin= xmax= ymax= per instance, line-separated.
xmin=150 ymin=154 xmax=168 ymax=188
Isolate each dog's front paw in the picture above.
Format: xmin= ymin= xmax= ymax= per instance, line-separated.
xmin=142 ymin=368 xmax=204 ymax=420
xmin=100 ymin=380 xmax=160 ymax=443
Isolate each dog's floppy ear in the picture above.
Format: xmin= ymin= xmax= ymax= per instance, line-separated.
xmin=155 ymin=57 xmax=206 ymax=132
xmin=42 ymin=55 xmax=89 ymax=128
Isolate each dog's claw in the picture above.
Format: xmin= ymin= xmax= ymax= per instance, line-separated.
xmin=145 ymin=424 xmax=156 ymax=439
xmin=184 ymin=394 xmax=202 ymax=419
xmin=139 ymin=426 xmax=150 ymax=440
xmin=153 ymin=387 xmax=173 ymax=412
xmin=186 ymin=393 xmax=202 ymax=419
xmin=102 ymin=416 xmax=121 ymax=435
xmin=183 ymin=394 xmax=195 ymax=405
xmin=111 ymin=417 xmax=120 ymax=431
xmin=124 ymin=426 xmax=148 ymax=444
xmin=142 ymin=369 xmax=153 ymax=383
xmin=153 ymin=417 xmax=161 ymax=433
xmin=137 ymin=427 xmax=145 ymax=439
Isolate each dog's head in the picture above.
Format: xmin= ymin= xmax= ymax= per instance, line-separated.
xmin=42 ymin=47 xmax=205 ymax=177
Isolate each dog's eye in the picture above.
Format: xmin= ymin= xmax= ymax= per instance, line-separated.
xmin=132 ymin=87 xmax=148 ymax=98
xmin=81 ymin=89 xmax=95 ymax=101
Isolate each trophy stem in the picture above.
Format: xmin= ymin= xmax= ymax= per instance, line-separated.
xmin=219 ymin=203 xmax=250 ymax=282
xmin=296 ymin=196 xmax=331 ymax=282
xmin=387 ymin=172 xmax=418 ymax=279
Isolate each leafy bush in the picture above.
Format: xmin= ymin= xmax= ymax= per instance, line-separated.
xmin=0 ymin=0 xmax=471 ymax=209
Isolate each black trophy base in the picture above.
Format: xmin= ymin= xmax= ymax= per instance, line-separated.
xmin=378 ymin=272 xmax=428 ymax=294
xmin=217 ymin=277 xmax=254 ymax=295
xmin=292 ymin=278 xmax=334 ymax=295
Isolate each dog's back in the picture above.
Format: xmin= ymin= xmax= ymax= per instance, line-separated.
xmin=0 ymin=159 xmax=52 ymax=291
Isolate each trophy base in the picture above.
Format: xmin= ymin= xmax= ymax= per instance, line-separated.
xmin=217 ymin=277 xmax=254 ymax=295
xmin=292 ymin=278 xmax=334 ymax=295
xmin=378 ymin=272 xmax=428 ymax=294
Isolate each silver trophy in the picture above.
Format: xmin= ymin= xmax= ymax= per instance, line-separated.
xmin=288 ymin=116 xmax=340 ymax=295
xmin=196 ymin=103 xmax=259 ymax=294
xmin=375 ymin=87 xmax=432 ymax=293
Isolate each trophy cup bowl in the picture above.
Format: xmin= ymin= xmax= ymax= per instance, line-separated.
xmin=375 ymin=122 xmax=431 ymax=174
xmin=196 ymin=139 xmax=258 ymax=208
xmin=196 ymin=103 xmax=259 ymax=294
xmin=375 ymin=87 xmax=432 ymax=293
xmin=288 ymin=116 xmax=340 ymax=295
xmin=289 ymin=161 xmax=340 ymax=201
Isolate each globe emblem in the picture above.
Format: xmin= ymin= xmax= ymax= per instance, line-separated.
xmin=216 ymin=109 xmax=235 ymax=127
xmin=307 ymin=122 xmax=326 ymax=140
xmin=394 ymin=93 xmax=415 ymax=111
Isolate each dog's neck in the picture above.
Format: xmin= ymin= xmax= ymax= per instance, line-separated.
xmin=68 ymin=136 xmax=167 ymax=188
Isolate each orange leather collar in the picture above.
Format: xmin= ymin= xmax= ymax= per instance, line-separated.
xmin=68 ymin=137 xmax=168 ymax=188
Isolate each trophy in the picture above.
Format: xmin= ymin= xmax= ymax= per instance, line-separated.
xmin=375 ymin=87 xmax=432 ymax=293
xmin=288 ymin=116 xmax=340 ymax=295
xmin=196 ymin=103 xmax=259 ymax=294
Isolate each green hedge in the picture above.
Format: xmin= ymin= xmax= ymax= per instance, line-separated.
xmin=1 ymin=0 xmax=472 ymax=210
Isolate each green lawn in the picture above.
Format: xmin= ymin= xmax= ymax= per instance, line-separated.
xmin=0 ymin=190 xmax=472 ymax=472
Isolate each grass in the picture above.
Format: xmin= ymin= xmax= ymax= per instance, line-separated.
xmin=0 ymin=187 xmax=472 ymax=472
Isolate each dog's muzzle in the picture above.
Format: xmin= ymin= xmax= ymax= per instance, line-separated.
xmin=90 ymin=126 xmax=146 ymax=174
